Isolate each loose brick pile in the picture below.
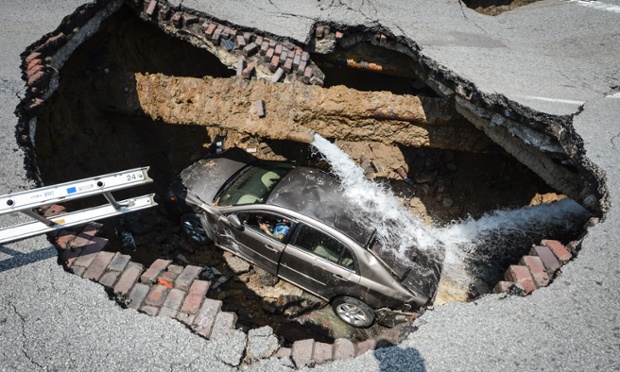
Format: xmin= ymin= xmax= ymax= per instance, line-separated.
xmin=493 ymin=239 xmax=574 ymax=295
xmin=53 ymin=221 xmax=386 ymax=368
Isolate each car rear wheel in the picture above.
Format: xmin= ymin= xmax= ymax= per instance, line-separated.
xmin=332 ymin=296 xmax=375 ymax=328
xmin=181 ymin=213 xmax=211 ymax=245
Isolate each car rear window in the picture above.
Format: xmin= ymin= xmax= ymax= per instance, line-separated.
xmin=217 ymin=162 xmax=293 ymax=206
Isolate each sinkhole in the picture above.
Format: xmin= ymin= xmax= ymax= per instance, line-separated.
xmin=17 ymin=0 xmax=599 ymax=350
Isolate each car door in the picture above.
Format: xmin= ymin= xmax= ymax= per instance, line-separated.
xmin=216 ymin=211 xmax=292 ymax=274
xmin=278 ymin=223 xmax=361 ymax=301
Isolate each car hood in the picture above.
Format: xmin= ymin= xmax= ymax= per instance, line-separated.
xmin=180 ymin=148 xmax=256 ymax=205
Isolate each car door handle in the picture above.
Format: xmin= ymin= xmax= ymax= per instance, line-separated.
xmin=265 ymin=245 xmax=278 ymax=252
xmin=332 ymin=273 xmax=346 ymax=281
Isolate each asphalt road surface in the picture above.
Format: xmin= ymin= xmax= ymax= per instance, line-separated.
xmin=1 ymin=0 xmax=619 ymax=370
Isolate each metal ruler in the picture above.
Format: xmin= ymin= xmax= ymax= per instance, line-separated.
xmin=0 ymin=167 xmax=157 ymax=244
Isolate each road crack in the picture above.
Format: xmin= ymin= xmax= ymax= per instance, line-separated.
xmin=8 ymin=301 xmax=45 ymax=369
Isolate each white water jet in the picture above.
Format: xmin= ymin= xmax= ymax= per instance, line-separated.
xmin=310 ymin=134 xmax=591 ymax=300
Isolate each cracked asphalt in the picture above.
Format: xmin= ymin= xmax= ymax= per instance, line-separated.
xmin=1 ymin=0 xmax=620 ymax=370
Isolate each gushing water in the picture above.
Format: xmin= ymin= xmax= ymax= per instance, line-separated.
xmin=310 ymin=134 xmax=591 ymax=299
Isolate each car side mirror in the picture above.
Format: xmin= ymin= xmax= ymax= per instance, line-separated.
xmin=227 ymin=214 xmax=243 ymax=230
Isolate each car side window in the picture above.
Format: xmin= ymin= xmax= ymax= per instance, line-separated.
xmin=238 ymin=212 xmax=292 ymax=241
xmin=291 ymin=224 xmax=356 ymax=271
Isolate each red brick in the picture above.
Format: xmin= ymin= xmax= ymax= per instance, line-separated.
xmin=162 ymin=288 xmax=186 ymax=311
xmin=292 ymin=339 xmax=314 ymax=368
xmin=28 ymin=99 xmax=44 ymax=110
xmin=70 ymin=233 xmax=94 ymax=249
xmin=243 ymin=42 xmax=258 ymax=57
xmin=236 ymin=35 xmax=246 ymax=49
xmin=531 ymin=245 xmax=561 ymax=272
xmin=335 ymin=31 xmax=344 ymax=39
xmin=141 ymin=259 xmax=171 ymax=284
xmin=205 ymin=23 xmax=217 ymax=38
xmin=99 ymin=271 xmax=120 ymax=288
xmin=269 ymin=55 xmax=280 ymax=72
xmin=27 ymin=64 xmax=44 ymax=79
xmin=171 ymin=12 xmax=183 ymax=27
xmin=61 ymin=247 xmax=82 ymax=267
xmin=127 ymin=283 xmax=150 ymax=310
xmin=333 ymin=338 xmax=355 ymax=360
xmin=72 ymin=237 xmax=107 ymax=267
xmin=297 ymin=60 xmax=307 ymax=75
xmin=175 ymin=265 xmax=203 ymax=290
xmin=192 ymin=298 xmax=222 ymax=338
xmin=301 ymin=51 xmax=310 ymax=62
xmin=315 ymin=25 xmax=324 ymax=38
xmin=158 ymin=306 xmax=178 ymax=318
xmin=260 ymin=41 xmax=269 ymax=55
xmin=210 ymin=311 xmax=237 ymax=339
xmin=83 ymin=251 xmax=115 ymax=281
xmin=107 ymin=253 xmax=130 ymax=272
xmin=114 ymin=262 xmax=144 ymax=296
xmin=520 ymin=255 xmax=550 ymax=288
xmin=180 ymin=280 xmax=210 ymax=314
xmin=280 ymin=51 xmax=288 ymax=63
xmin=312 ymin=342 xmax=333 ymax=365
xmin=157 ymin=270 xmax=178 ymax=288
xmin=493 ymin=280 xmax=515 ymax=294
xmin=242 ymin=65 xmax=255 ymax=80
xmin=43 ymin=204 xmax=66 ymax=217
xmin=264 ymin=48 xmax=274 ymax=62
xmin=55 ymin=231 xmax=75 ymax=250
xmin=28 ymin=71 xmax=45 ymax=86
xmin=505 ymin=265 xmax=536 ymax=294
xmin=283 ymin=58 xmax=293 ymax=73
xmin=255 ymin=99 xmax=265 ymax=117
xmin=292 ymin=54 xmax=301 ymax=70
xmin=71 ymin=266 xmax=86 ymax=277
xmin=168 ymin=264 xmax=184 ymax=274
xmin=145 ymin=0 xmax=157 ymax=15
xmin=26 ymin=55 xmax=41 ymax=69
xmin=80 ymin=222 xmax=102 ymax=238
xmin=274 ymin=44 xmax=283 ymax=56
xmin=268 ymin=39 xmax=276 ymax=48
xmin=255 ymin=36 xmax=263 ymax=45
xmin=25 ymin=52 xmax=41 ymax=64
xmin=237 ymin=58 xmax=245 ymax=76
xmin=144 ymin=284 xmax=169 ymax=307
xmin=212 ymin=27 xmax=223 ymax=44
xmin=355 ymin=338 xmax=376 ymax=356
xmin=303 ymin=67 xmax=313 ymax=83
xmin=243 ymin=32 xmax=252 ymax=43
xmin=543 ymin=239 xmax=572 ymax=264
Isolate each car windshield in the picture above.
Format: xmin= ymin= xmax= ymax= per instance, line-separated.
xmin=217 ymin=162 xmax=294 ymax=206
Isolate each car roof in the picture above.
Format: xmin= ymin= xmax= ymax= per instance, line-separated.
xmin=266 ymin=166 xmax=375 ymax=246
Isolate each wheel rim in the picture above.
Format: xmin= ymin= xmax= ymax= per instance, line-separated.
xmin=335 ymin=303 xmax=369 ymax=327
xmin=182 ymin=218 xmax=208 ymax=244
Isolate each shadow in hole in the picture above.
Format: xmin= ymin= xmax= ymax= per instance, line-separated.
xmin=373 ymin=340 xmax=427 ymax=372
xmin=0 ymin=245 xmax=57 ymax=273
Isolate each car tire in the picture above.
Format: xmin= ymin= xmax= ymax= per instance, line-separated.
xmin=180 ymin=213 xmax=211 ymax=245
xmin=332 ymin=296 xmax=375 ymax=328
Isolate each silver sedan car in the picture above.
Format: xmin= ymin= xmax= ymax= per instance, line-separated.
xmin=167 ymin=148 xmax=442 ymax=327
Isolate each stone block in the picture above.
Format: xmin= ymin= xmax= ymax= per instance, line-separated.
xmin=492 ymin=280 xmax=515 ymax=294
xmin=355 ymin=338 xmax=376 ymax=356
xmin=192 ymin=298 xmax=222 ymax=338
xmin=313 ymin=342 xmax=333 ymax=365
xmin=333 ymin=338 xmax=355 ymax=360
xmin=271 ymin=67 xmax=284 ymax=83
xmin=247 ymin=326 xmax=279 ymax=360
xmin=83 ymin=251 xmax=115 ymax=281
xmin=543 ymin=239 xmax=572 ymax=264
xmin=273 ymin=347 xmax=291 ymax=359
xmin=210 ymin=311 xmax=237 ymax=339
xmin=292 ymin=339 xmax=314 ymax=368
